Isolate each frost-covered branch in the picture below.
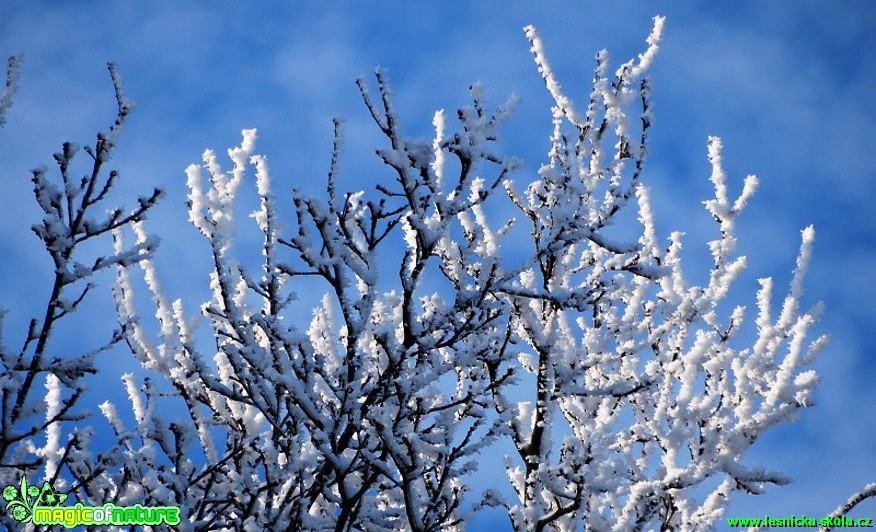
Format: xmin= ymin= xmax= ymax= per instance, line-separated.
xmin=0 ymin=63 xmax=162 ymax=530
xmin=820 ymin=483 xmax=876 ymax=532
xmin=0 ymin=54 xmax=21 ymax=127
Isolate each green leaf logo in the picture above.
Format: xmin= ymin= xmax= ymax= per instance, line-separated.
xmin=2 ymin=477 xmax=66 ymax=523
xmin=3 ymin=477 xmax=35 ymax=523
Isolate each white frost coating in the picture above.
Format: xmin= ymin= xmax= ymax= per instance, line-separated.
xmin=251 ymin=154 xmax=271 ymax=199
xmin=733 ymin=174 xmax=759 ymax=213
xmin=186 ymin=129 xmax=258 ymax=255
xmin=112 ymin=227 xmax=162 ymax=368
xmin=524 ymin=25 xmax=586 ymax=129
xmin=228 ymin=128 xmax=257 ymax=190
xmin=618 ymin=16 xmax=666 ymax=80
xmin=122 ymin=372 xmax=146 ymax=425
xmin=779 ymin=225 xmax=815 ymax=328
xmin=99 ymin=400 xmax=126 ymax=438
xmin=0 ymin=54 xmax=22 ymax=126
xmin=133 ymin=221 xmax=176 ymax=366
xmin=29 ymin=374 xmax=64 ymax=482
xmin=186 ymin=162 xmax=209 ymax=235
xmin=432 ymin=109 xmax=446 ymax=188
xmin=636 ymin=184 xmax=659 ymax=255
xmin=401 ymin=213 xmax=419 ymax=254
xmin=707 ymin=136 xmax=729 ymax=207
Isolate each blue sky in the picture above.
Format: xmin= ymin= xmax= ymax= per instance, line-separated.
xmin=1 ymin=1 xmax=874 ymax=528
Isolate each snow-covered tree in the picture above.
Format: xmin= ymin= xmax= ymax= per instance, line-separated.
xmin=103 ymin=16 xmax=825 ymax=530
xmin=3 ymin=17 xmax=874 ymax=531
xmin=0 ymin=62 xmax=162 ymax=527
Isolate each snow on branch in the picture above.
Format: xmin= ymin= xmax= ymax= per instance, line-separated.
xmin=0 ymin=53 xmax=21 ymax=127
xmin=821 ymin=483 xmax=876 ymax=532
